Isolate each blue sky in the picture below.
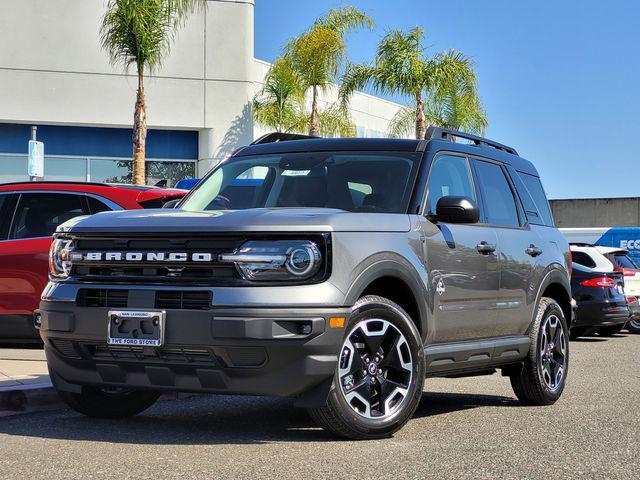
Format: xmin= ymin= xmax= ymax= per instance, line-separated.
xmin=254 ymin=0 xmax=640 ymax=200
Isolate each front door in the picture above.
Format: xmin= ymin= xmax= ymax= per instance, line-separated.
xmin=423 ymin=154 xmax=500 ymax=343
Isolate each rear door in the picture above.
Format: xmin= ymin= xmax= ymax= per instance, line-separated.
xmin=423 ymin=153 xmax=500 ymax=343
xmin=471 ymin=158 xmax=540 ymax=337
xmin=0 ymin=192 xmax=90 ymax=315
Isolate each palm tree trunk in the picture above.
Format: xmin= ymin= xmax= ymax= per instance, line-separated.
xmin=132 ymin=64 xmax=147 ymax=186
xmin=415 ymin=93 xmax=426 ymax=140
xmin=309 ymin=85 xmax=320 ymax=137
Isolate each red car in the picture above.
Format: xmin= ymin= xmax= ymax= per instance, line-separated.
xmin=0 ymin=181 xmax=186 ymax=342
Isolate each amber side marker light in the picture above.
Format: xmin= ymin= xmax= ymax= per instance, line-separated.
xmin=329 ymin=317 xmax=346 ymax=329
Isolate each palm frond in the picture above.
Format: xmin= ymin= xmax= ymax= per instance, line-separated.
xmin=318 ymin=6 xmax=374 ymax=35
xmin=318 ymin=104 xmax=356 ymax=138
xmin=388 ymin=106 xmax=417 ymax=138
xmin=338 ymin=62 xmax=377 ymax=109
xmin=252 ymin=58 xmax=307 ymax=133
xmin=100 ymin=0 xmax=206 ymax=73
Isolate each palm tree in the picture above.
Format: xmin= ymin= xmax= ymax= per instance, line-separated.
xmin=253 ymin=58 xmax=307 ymax=133
xmin=388 ymin=83 xmax=488 ymax=138
xmin=253 ymin=58 xmax=356 ymax=137
xmin=284 ymin=6 xmax=373 ymax=136
xmin=340 ymin=27 xmax=482 ymax=140
xmin=100 ymin=0 xmax=206 ymax=185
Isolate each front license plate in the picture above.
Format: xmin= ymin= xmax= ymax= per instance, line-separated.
xmin=107 ymin=310 xmax=166 ymax=347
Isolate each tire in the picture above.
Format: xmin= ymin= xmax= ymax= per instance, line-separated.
xmin=308 ymin=295 xmax=425 ymax=440
xmin=599 ymin=324 xmax=625 ymax=337
xmin=56 ymin=385 xmax=161 ymax=419
xmin=626 ymin=318 xmax=640 ymax=334
xmin=510 ymin=297 xmax=569 ymax=405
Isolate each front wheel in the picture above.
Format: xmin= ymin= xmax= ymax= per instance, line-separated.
xmin=510 ymin=297 xmax=569 ymax=405
xmin=308 ymin=295 xmax=425 ymax=440
xmin=56 ymin=385 xmax=161 ymax=418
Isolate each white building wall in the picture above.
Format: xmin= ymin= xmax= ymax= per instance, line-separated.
xmin=0 ymin=0 xmax=403 ymax=180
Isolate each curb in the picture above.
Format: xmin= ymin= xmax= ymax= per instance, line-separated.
xmin=0 ymin=383 xmax=64 ymax=418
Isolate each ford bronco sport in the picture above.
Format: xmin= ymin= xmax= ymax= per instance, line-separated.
xmin=39 ymin=128 xmax=572 ymax=439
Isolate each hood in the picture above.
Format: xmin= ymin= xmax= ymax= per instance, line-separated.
xmin=58 ymin=208 xmax=412 ymax=234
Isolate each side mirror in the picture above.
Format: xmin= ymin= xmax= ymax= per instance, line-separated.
xmin=162 ymin=198 xmax=181 ymax=209
xmin=434 ymin=195 xmax=479 ymax=224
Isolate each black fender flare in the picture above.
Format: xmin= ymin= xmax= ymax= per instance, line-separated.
xmin=343 ymin=253 xmax=430 ymax=340
xmin=530 ymin=263 xmax=572 ymax=331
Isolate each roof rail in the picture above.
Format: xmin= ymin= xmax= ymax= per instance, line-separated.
xmin=251 ymin=132 xmax=320 ymax=145
xmin=425 ymin=126 xmax=518 ymax=156
xmin=569 ymin=242 xmax=594 ymax=247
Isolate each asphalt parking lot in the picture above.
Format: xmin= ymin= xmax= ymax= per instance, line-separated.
xmin=0 ymin=333 xmax=638 ymax=480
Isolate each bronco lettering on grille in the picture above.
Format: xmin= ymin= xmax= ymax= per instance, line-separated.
xmin=78 ymin=252 xmax=213 ymax=262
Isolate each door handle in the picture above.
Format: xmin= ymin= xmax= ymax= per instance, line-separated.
xmin=525 ymin=244 xmax=543 ymax=257
xmin=476 ymin=241 xmax=496 ymax=255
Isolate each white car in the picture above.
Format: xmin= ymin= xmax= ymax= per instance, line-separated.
xmin=570 ymin=244 xmax=640 ymax=332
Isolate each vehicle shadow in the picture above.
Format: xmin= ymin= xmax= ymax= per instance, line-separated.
xmin=414 ymin=391 xmax=519 ymax=418
xmin=0 ymin=390 xmax=519 ymax=445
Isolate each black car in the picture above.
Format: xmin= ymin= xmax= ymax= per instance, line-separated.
xmin=570 ymin=262 xmax=629 ymax=338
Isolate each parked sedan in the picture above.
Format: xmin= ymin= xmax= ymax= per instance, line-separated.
xmin=0 ymin=181 xmax=187 ymax=343
xmin=570 ymin=262 xmax=629 ymax=338
xmin=570 ymin=243 xmax=640 ymax=333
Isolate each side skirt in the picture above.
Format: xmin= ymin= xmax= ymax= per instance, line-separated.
xmin=424 ymin=336 xmax=529 ymax=377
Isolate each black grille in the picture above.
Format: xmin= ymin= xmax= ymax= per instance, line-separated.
xmin=70 ymin=235 xmax=245 ymax=284
xmin=67 ymin=233 xmax=330 ymax=285
xmin=77 ymin=289 xmax=212 ymax=310
xmin=89 ymin=344 xmax=217 ymax=364
xmin=77 ymin=289 xmax=128 ymax=308
xmin=50 ymin=339 xmax=81 ymax=359
xmin=156 ymin=291 xmax=212 ymax=310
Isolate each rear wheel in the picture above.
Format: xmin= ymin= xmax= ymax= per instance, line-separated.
xmin=56 ymin=385 xmax=161 ymax=418
xmin=510 ymin=297 xmax=569 ymax=405
xmin=308 ymin=295 xmax=424 ymax=440
xmin=627 ymin=318 xmax=640 ymax=334
xmin=599 ymin=324 xmax=625 ymax=337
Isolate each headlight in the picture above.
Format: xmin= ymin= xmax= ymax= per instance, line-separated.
xmin=219 ymin=240 xmax=322 ymax=281
xmin=49 ymin=237 xmax=75 ymax=280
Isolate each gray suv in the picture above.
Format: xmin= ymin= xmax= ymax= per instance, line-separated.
xmin=39 ymin=128 xmax=571 ymax=439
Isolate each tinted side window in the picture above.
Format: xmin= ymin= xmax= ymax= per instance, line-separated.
xmin=474 ymin=160 xmax=520 ymax=228
xmin=11 ymin=193 xmax=87 ymax=239
xmin=86 ymin=196 xmax=114 ymax=214
xmin=426 ymin=155 xmax=476 ymax=213
xmin=571 ymin=251 xmax=596 ymax=268
xmin=0 ymin=194 xmax=18 ymax=240
xmin=519 ymin=173 xmax=554 ymax=226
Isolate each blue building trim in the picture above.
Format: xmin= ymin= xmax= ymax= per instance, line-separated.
xmin=0 ymin=123 xmax=198 ymax=160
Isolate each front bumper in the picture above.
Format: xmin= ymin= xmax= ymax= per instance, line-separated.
xmin=38 ymin=299 xmax=349 ymax=404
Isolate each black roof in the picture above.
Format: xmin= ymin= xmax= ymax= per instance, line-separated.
xmin=233 ymin=135 xmax=538 ymax=176
xmin=236 ymin=137 xmax=424 ymax=156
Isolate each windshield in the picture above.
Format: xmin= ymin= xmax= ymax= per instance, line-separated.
xmin=180 ymin=151 xmax=420 ymax=213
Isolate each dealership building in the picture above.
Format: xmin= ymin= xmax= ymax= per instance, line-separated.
xmin=0 ymin=0 xmax=402 ymax=186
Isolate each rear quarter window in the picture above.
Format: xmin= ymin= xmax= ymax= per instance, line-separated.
xmin=571 ymin=251 xmax=597 ymax=268
xmin=518 ymin=173 xmax=554 ymax=226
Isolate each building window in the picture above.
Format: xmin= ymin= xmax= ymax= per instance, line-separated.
xmin=0 ymin=154 xmax=196 ymax=187
xmin=46 ymin=156 xmax=87 ymax=182
xmin=0 ymin=155 xmax=28 ymax=183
